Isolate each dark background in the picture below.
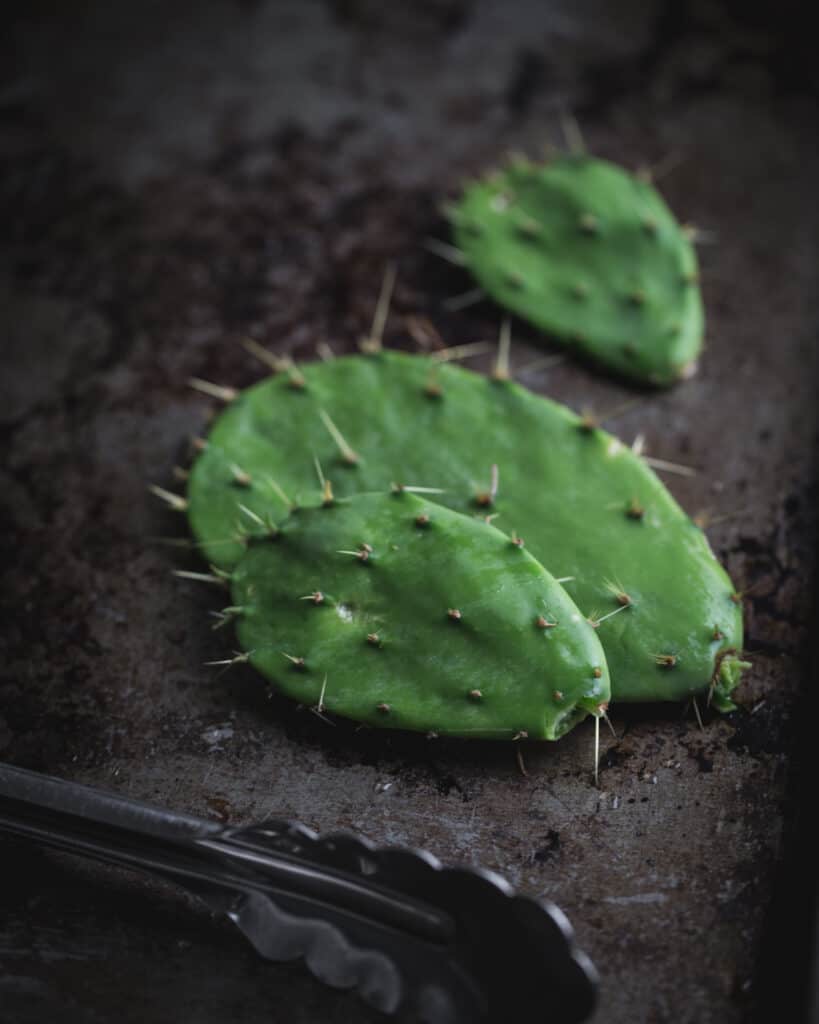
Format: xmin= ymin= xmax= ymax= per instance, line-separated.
xmin=1 ymin=2 xmax=817 ymax=1022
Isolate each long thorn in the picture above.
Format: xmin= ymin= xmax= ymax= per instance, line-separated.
xmin=442 ymin=287 xmax=485 ymax=312
xmin=174 ymin=570 xmax=227 ymax=586
xmin=492 ymin=319 xmax=511 ymax=381
xmin=241 ymin=338 xmax=290 ymax=373
xmin=360 ymin=263 xmax=397 ymax=354
xmin=149 ymin=485 xmax=188 ymax=512
xmin=210 ymin=606 xmax=245 ymax=630
xmin=560 ymin=110 xmax=586 ymax=155
xmin=316 ymin=673 xmax=328 ymax=714
xmin=642 ymin=455 xmax=697 ymax=477
xmin=589 ymin=603 xmax=629 ymax=627
xmin=423 ymin=238 xmax=467 ymax=266
xmin=237 ymin=503 xmax=265 ymax=527
xmin=594 ymin=715 xmax=600 ymax=787
xmin=337 ymin=547 xmax=370 ymax=562
xmin=263 ymin=476 xmax=294 ymax=510
xmin=474 ymin=463 xmax=500 ymax=507
xmin=187 ymin=378 xmax=237 ymax=403
xmin=204 ymin=651 xmax=249 ymax=667
xmin=692 ymin=695 xmax=704 ymax=732
xmin=431 ymin=341 xmax=492 ymax=363
xmin=316 ymin=341 xmax=335 ymax=361
xmin=404 ymin=314 xmax=444 ymax=351
xmin=229 ymin=463 xmax=252 ymax=487
xmin=318 ymin=409 xmax=360 ymax=465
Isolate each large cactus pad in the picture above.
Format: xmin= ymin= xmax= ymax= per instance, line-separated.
xmin=187 ymin=350 xmax=744 ymax=709
xmin=450 ymin=155 xmax=703 ymax=386
xmin=230 ymin=492 xmax=609 ymax=739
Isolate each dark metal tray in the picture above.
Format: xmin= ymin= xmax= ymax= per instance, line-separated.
xmin=1 ymin=3 xmax=816 ymax=1022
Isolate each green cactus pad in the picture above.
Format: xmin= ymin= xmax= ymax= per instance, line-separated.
xmin=229 ymin=491 xmax=609 ymax=739
xmin=187 ymin=350 xmax=744 ymax=706
xmin=450 ymin=155 xmax=703 ymax=386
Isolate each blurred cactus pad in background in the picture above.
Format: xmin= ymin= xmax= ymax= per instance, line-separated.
xmin=449 ymin=155 xmax=703 ymax=386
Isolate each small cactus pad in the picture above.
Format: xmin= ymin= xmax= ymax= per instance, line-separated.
xmin=229 ymin=491 xmax=609 ymax=739
xmin=450 ymin=155 xmax=703 ymax=386
xmin=187 ymin=350 xmax=744 ymax=706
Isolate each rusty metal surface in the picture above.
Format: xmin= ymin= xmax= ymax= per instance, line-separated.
xmin=1 ymin=2 xmax=817 ymax=1022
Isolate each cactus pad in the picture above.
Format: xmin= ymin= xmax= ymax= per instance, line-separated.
xmin=229 ymin=491 xmax=609 ymax=739
xmin=450 ymin=155 xmax=703 ymax=386
xmin=187 ymin=350 xmax=744 ymax=707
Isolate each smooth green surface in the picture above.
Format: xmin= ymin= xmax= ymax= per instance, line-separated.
xmin=230 ymin=492 xmax=609 ymax=739
xmin=451 ymin=155 xmax=703 ymax=386
xmin=187 ymin=350 xmax=744 ymax=706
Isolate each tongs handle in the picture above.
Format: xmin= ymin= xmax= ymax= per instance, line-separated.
xmin=0 ymin=760 xmax=218 ymax=841
xmin=0 ymin=761 xmax=262 ymax=910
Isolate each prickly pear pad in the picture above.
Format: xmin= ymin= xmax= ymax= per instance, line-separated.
xmin=451 ymin=155 xmax=703 ymax=386
xmin=230 ymin=492 xmax=609 ymax=739
xmin=187 ymin=350 xmax=744 ymax=706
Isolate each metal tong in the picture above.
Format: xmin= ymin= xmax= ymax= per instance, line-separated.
xmin=0 ymin=762 xmax=598 ymax=1023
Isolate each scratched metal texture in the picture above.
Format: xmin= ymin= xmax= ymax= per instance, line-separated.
xmin=0 ymin=2 xmax=817 ymax=1022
